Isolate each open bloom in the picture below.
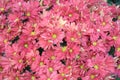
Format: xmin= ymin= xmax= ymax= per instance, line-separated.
xmin=40 ymin=27 xmax=65 ymax=45
xmin=0 ymin=0 xmax=10 ymax=14
xmin=87 ymin=54 xmax=115 ymax=77
xmin=8 ymin=12 xmax=22 ymax=26
xmin=56 ymin=43 xmax=80 ymax=59
xmin=22 ymin=0 xmax=41 ymax=20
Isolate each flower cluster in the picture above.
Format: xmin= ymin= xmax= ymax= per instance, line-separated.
xmin=0 ymin=0 xmax=120 ymax=80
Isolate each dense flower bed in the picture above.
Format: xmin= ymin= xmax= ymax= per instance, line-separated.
xmin=0 ymin=0 xmax=120 ymax=80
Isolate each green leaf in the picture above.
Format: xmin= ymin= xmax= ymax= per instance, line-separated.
xmin=116 ymin=77 xmax=120 ymax=80
xmin=115 ymin=0 xmax=120 ymax=5
xmin=107 ymin=0 xmax=120 ymax=5
xmin=108 ymin=46 xmax=115 ymax=57
xmin=107 ymin=0 xmax=114 ymax=5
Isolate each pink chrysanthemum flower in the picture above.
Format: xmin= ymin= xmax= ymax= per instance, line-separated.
xmin=10 ymin=53 xmax=25 ymax=70
xmin=40 ymin=27 xmax=65 ymax=45
xmin=0 ymin=14 xmax=6 ymax=30
xmin=45 ymin=60 xmax=63 ymax=74
xmin=10 ymin=0 xmax=24 ymax=12
xmin=31 ymin=55 xmax=49 ymax=75
xmin=114 ymin=43 xmax=120 ymax=57
xmin=8 ymin=12 xmax=22 ymax=26
xmin=43 ymin=49 xmax=61 ymax=61
xmin=21 ymin=71 xmax=40 ymax=80
xmin=57 ymin=66 xmax=73 ymax=80
xmin=56 ymin=43 xmax=80 ymax=59
xmin=107 ymin=28 xmax=120 ymax=46
xmin=0 ymin=56 xmax=12 ymax=72
xmin=87 ymin=54 xmax=115 ymax=77
xmin=82 ymin=69 xmax=101 ymax=80
xmin=25 ymin=50 xmax=39 ymax=65
xmin=22 ymin=0 xmax=41 ymax=20
xmin=0 ymin=0 xmax=10 ymax=14
xmin=2 ymin=70 xmax=26 ymax=80
xmin=89 ymin=36 xmax=107 ymax=52
xmin=5 ymin=43 xmax=20 ymax=58
xmin=59 ymin=5 xmax=79 ymax=22
xmin=38 ymin=37 xmax=54 ymax=50
xmin=22 ymin=23 xmax=40 ymax=40
xmin=96 ymin=15 xmax=113 ymax=32
xmin=65 ymin=23 xmax=81 ymax=44
xmin=0 ymin=32 xmax=11 ymax=45
xmin=40 ymin=71 xmax=58 ymax=80
xmin=17 ymin=35 xmax=37 ymax=53
xmin=115 ymin=57 xmax=120 ymax=77
xmin=0 ymin=0 xmax=119 ymax=79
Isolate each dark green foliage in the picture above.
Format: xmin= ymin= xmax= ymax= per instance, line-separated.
xmin=22 ymin=18 xmax=29 ymax=23
xmin=77 ymin=77 xmax=82 ymax=80
xmin=60 ymin=39 xmax=67 ymax=47
xmin=37 ymin=47 xmax=44 ymax=56
xmin=46 ymin=5 xmax=53 ymax=11
xmin=108 ymin=46 xmax=115 ymax=57
xmin=60 ymin=59 xmax=66 ymax=65
xmin=116 ymin=77 xmax=120 ymax=80
xmin=107 ymin=0 xmax=120 ymax=5
xmin=23 ymin=65 xmax=32 ymax=73
xmin=112 ymin=17 xmax=118 ymax=22
xmin=11 ymin=36 xmax=19 ymax=44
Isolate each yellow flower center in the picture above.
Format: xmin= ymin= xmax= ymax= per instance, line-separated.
xmin=59 ymin=17 xmax=66 ymax=27
xmin=116 ymin=47 xmax=120 ymax=52
xmin=51 ymin=55 xmax=56 ymax=60
xmin=47 ymin=78 xmax=51 ymax=80
xmin=112 ymin=36 xmax=117 ymax=40
xmin=94 ymin=65 xmax=99 ymax=70
xmin=4 ymin=39 xmax=8 ymax=44
xmin=7 ymin=27 xmax=11 ymax=33
xmin=13 ymin=52 xmax=17 ymax=56
xmin=32 ymin=57 xmax=35 ymax=61
xmin=26 ymin=12 xmax=31 ymax=17
xmin=26 ymin=60 xmax=29 ymax=64
xmin=0 ymin=67 xmax=3 ymax=72
xmin=30 ymin=31 xmax=36 ymax=36
xmin=102 ymin=22 xmax=106 ymax=26
xmin=69 ymin=48 xmax=73 ymax=53
xmin=33 ymin=23 xmax=37 ymax=27
xmin=39 ymin=61 xmax=44 ymax=66
xmin=14 ymin=18 xmax=19 ymax=22
xmin=24 ymin=43 xmax=28 ymax=48
xmin=117 ymin=64 xmax=120 ymax=69
xmin=118 ymin=15 xmax=120 ymax=20
xmin=68 ymin=65 xmax=72 ymax=69
xmin=18 ymin=59 xmax=23 ymax=63
xmin=70 ymin=37 xmax=75 ymax=41
xmin=52 ymin=34 xmax=57 ymax=39
xmin=92 ymin=42 xmax=97 ymax=46
xmin=0 ymin=7 xmax=4 ymax=11
xmin=61 ymin=46 xmax=67 ymax=52
xmin=76 ymin=55 xmax=80 ymax=59
xmin=61 ymin=73 xmax=65 ymax=77
xmin=80 ymin=65 xmax=84 ymax=69
xmin=48 ymin=40 xmax=52 ymax=43
xmin=31 ymin=76 xmax=35 ymax=80
xmin=48 ymin=67 xmax=53 ymax=72
xmin=90 ymin=74 xmax=95 ymax=79
xmin=15 ymin=76 xmax=19 ymax=80
xmin=69 ymin=14 xmax=72 ymax=17
xmin=78 ymin=32 xmax=81 ymax=36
